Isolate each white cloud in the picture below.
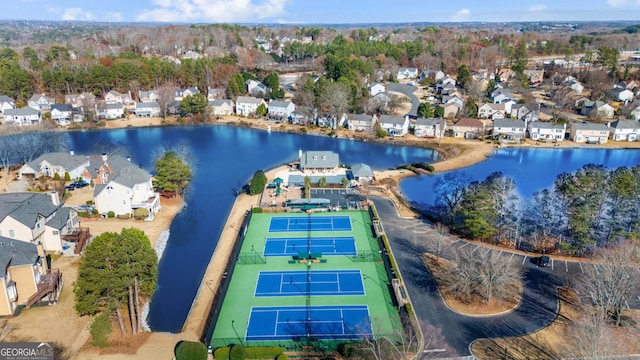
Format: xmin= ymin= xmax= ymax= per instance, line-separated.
xmin=450 ymin=8 xmax=471 ymax=22
xmin=529 ymin=4 xmax=548 ymax=11
xmin=137 ymin=0 xmax=290 ymax=22
xmin=607 ymin=0 xmax=627 ymax=6
xmin=62 ymin=8 xmax=95 ymax=21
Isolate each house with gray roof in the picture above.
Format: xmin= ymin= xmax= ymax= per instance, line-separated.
xmin=298 ymin=151 xmax=340 ymax=173
xmin=569 ymin=122 xmax=610 ymax=143
xmin=397 ymin=67 xmax=418 ymax=80
xmin=236 ymin=96 xmax=266 ymax=116
xmin=414 ymin=118 xmax=446 ymax=138
xmin=0 ymin=192 xmax=79 ymax=253
xmin=528 ymin=121 xmax=566 ymax=141
xmin=96 ymin=102 xmax=124 ymax=119
xmin=64 ymin=92 xmax=95 ymax=110
xmin=493 ymin=119 xmax=526 ymax=142
xmin=0 ymin=239 xmax=55 ymax=316
xmin=379 ymin=115 xmax=410 ymax=137
xmin=138 ymin=90 xmax=159 ymax=103
xmin=609 ymin=119 xmax=640 ymax=141
xmin=174 ymin=87 xmax=200 ymax=101
xmin=51 ymin=104 xmax=74 ymax=125
xmin=0 ymin=95 xmax=16 ymax=116
xmin=343 ymin=113 xmax=377 ymax=132
xmin=28 ymin=93 xmax=55 ymax=111
xmin=348 ymin=163 xmax=374 ymax=183
xmin=135 ymin=101 xmax=161 ymax=117
xmin=208 ymin=99 xmax=234 ymax=116
xmin=3 ymin=107 xmax=41 ymax=126
xmin=105 ymin=90 xmax=133 ymax=105
xmin=18 ymin=151 xmax=90 ymax=180
xmin=91 ymin=154 xmax=160 ymax=219
xmin=580 ymin=101 xmax=614 ymax=119
xmin=268 ymin=100 xmax=296 ymax=120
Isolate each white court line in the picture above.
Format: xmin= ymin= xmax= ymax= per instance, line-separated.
xmin=522 ymin=255 xmax=527 ymax=265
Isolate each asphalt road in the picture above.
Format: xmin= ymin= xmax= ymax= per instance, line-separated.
xmin=385 ymin=83 xmax=419 ymax=117
xmin=373 ymin=197 xmax=572 ymax=358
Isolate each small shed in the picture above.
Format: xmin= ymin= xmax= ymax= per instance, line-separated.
xmin=285 ymin=198 xmax=331 ymax=211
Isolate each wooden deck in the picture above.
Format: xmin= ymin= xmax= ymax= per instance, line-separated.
xmin=26 ymin=269 xmax=63 ymax=308
xmin=62 ymin=227 xmax=91 ymax=255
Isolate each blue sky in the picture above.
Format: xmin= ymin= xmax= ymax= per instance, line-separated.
xmin=5 ymin=0 xmax=640 ymax=23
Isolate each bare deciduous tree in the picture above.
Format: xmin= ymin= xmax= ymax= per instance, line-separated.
xmin=320 ymin=82 xmax=350 ymax=120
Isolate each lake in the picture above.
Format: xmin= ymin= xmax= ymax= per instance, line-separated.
xmin=400 ymin=147 xmax=640 ymax=209
xmin=65 ymin=125 xmax=440 ymax=332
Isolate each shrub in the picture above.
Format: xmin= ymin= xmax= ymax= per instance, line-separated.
xmin=175 ymin=341 xmax=208 ymax=360
xmin=229 ymin=344 xmax=246 ymax=360
xmin=53 ymin=173 xmax=61 ymax=180
xmin=90 ymin=312 xmax=112 ymax=348
xmin=249 ymin=170 xmax=267 ymax=195
xmin=275 ymin=354 xmax=288 ymax=360
xmin=91 ymin=209 xmax=98 ymax=215
xmin=134 ymin=208 xmax=149 ymax=220
xmin=252 ymin=207 xmax=263 ymax=213
xmin=64 ymin=172 xmax=71 ymax=181
xmin=106 ymin=211 xmax=115 ymax=218
xmin=117 ymin=214 xmax=130 ymax=219
xmin=77 ymin=211 xmax=90 ymax=218
xmin=244 ymin=346 xmax=283 ymax=358
xmin=213 ymin=347 xmax=230 ymax=359
xmin=86 ymin=200 xmax=94 ymax=205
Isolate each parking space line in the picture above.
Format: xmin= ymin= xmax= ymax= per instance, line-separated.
xmin=509 ymin=252 xmax=515 ymax=262
xmin=483 ymin=248 xmax=491 ymax=256
xmin=579 ymin=262 xmax=584 ymax=273
xmin=470 ymin=246 xmax=480 ymax=254
xmin=593 ymin=264 xmax=600 ymax=275
xmin=522 ymin=255 xmax=527 ymax=265
xmin=458 ymin=242 xmax=469 ymax=249
xmin=565 ymin=261 xmax=568 ymax=272
xmin=551 ymin=258 xmax=554 ymax=271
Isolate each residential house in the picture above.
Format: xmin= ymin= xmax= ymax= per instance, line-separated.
xmin=478 ymin=103 xmax=506 ymax=119
xmin=104 ymin=90 xmax=132 ymax=105
xmin=442 ymin=95 xmax=464 ymax=107
xmin=207 ymin=88 xmax=226 ymax=101
xmin=348 ymin=163 xmax=374 ymax=184
xmin=50 ymin=104 xmax=74 ymax=125
xmin=492 ymin=119 xmax=526 ymax=142
xmin=367 ymin=83 xmax=385 ymax=97
xmin=235 ymin=96 xmax=266 ymax=117
xmin=0 ymin=239 xmax=61 ymax=316
xmin=569 ymin=122 xmax=610 ymax=143
xmin=438 ymin=82 xmax=456 ymax=95
xmin=609 ymin=119 xmax=640 ymax=141
xmin=298 ymin=151 xmax=340 ymax=173
xmin=208 ymin=99 xmax=234 ymax=116
xmin=523 ymin=69 xmax=544 ymax=85
xmin=581 ymin=101 xmax=615 ymax=119
xmin=528 ymin=121 xmax=566 ymax=141
xmin=630 ymin=103 xmax=640 ymax=120
xmin=343 ymin=113 xmax=377 ymax=132
xmin=268 ymin=100 xmax=296 ymax=120
xmin=64 ymin=92 xmax=96 ymax=111
xmin=419 ymin=69 xmax=445 ymax=83
xmin=92 ymin=154 xmax=160 ymax=219
xmin=173 ymin=87 xmax=200 ymax=102
xmin=472 ymin=69 xmax=493 ymax=81
xmin=0 ymin=192 xmax=80 ymax=253
xmin=18 ymin=151 xmax=89 ymax=180
xmin=491 ymin=89 xmax=514 ymax=104
xmin=396 ymin=68 xmax=418 ymax=80
xmin=134 ymin=102 xmax=161 ymax=117
xmin=28 ymin=93 xmax=55 ymax=111
xmin=563 ymin=77 xmax=584 ymax=96
xmin=182 ymin=50 xmax=202 ymax=60
xmin=245 ymin=80 xmax=270 ymax=98
xmin=497 ymin=68 xmax=516 ymax=82
xmin=448 ymin=118 xmax=484 ymax=139
xmin=511 ymin=104 xmax=539 ymax=122
xmin=3 ymin=107 xmax=41 ymax=126
xmin=441 ymin=86 xmax=462 ymax=97
xmin=138 ymin=90 xmax=159 ymax=103
xmin=442 ymin=102 xmax=462 ymax=119
xmin=612 ymin=88 xmax=634 ymax=104
xmin=0 ymin=95 xmax=16 ymax=116
xmin=413 ymin=117 xmax=446 ymax=138
xmin=378 ymin=115 xmax=410 ymax=137
xmin=96 ymin=103 xmax=124 ymax=119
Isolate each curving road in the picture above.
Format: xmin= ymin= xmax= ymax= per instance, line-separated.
xmin=385 ymin=83 xmax=420 ymax=117
xmin=373 ymin=197 xmax=565 ymax=358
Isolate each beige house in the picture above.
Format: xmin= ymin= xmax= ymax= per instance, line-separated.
xmin=569 ymin=122 xmax=609 ymax=144
xmin=442 ymin=102 xmax=462 ymax=119
xmin=448 ymin=118 xmax=484 ymax=139
xmin=0 ymin=240 xmax=61 ymax=316
xmin=342 ymin=113 xmax=377 ymax=132
xmin=18 ymin=152 xmax=89 ymax=180
xmin=478 ymin=103 xmax=506 ymax=119
xmin=208 ymin=99 xmax=234 ymax=116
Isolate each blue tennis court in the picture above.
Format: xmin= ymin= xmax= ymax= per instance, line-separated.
xmin=269 ymin=216 xmax=352 ymax=232
xmin=263 ymin=237 xmax=357 ymax=256
xmin=255 ymin=270 xmax=364 ymax=297
xmin=246 ymin=305 xmax=372 ymax=341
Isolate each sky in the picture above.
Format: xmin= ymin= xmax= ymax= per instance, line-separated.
xmin=5 ymin=0 xmax=640 ymax=24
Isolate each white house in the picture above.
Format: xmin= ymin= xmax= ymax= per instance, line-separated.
xmin=135 ymin=102 xmax=161 ymax=117
xmin=50 ymin=104 xmax=74 ymax=125
xmin=174 ymin=87 xmax=200 ymax=102
xmin=493 ymin=119 xmax=526 ymax=141
xmin=207 ymin=88 xmax=226 ymax=101
xmin=138 ymin=90 xmax=159 ymax=103
xmin=413 ymin=118 xmax=446 ymax=138
xmin=3 ymin=107 xmax=41 ymax=126
xmin=208 ymin=99 xmax=234 ymax=116
xmin=343 ymin=113 xmax=377 ymax=132
xmin=64 ymin=92 xmax=96 ymax=110
xmin=0 ymin=95 xmax=16 ymax=116
xmin=367 ymin=83 xmax=385 ymax=97
xmin=104 ymin=90 xmax=133 ymax=105
xmin=235 ymin=96 xmax=266 ymax=116
xmin=397 ymin=68 xmax=418 ymax=80
xmin=419 ymin=70 xmax=445 ymax=83
xmin=613 ymin=88 xmax=634 ymax=103
xmin=569 ymin=122 xmax=610 ymax=143
xmin=92 ymin=155 xmax=160 ymax=220
xmin=96 ymin=103 xmax=124 ymax=119
xmin=379 ymin=115 xmax=410 ymax=137
xmin=268 ymin=100 xmax=296 ymax=119
xmin=28 ymin=93 xmax=55 ymax=111
xmin=245 ymin=80 xmax=270 ymax=98
xmin=18 ymin=152 xmax=89 ymax=180
xmin=528 ymin=121 xmax=566 ymax=141
xmin=581 ymin=101 xmax=615 ymax=119
xmin=609 ymin=119 xmax=640 ymax=141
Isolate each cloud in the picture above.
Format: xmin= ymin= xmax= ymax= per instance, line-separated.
xmin=529 ymin=4 xmax=548 ymax=11
xmin=137 ymin=0 xmax=290 ymax=22
xmin=62 ymin=8 xmax=95 ymax=21
xmin=450 ymin=8 xmax=471 ymax=22
xmin=607 ymin=0 xmax=640 ymax=6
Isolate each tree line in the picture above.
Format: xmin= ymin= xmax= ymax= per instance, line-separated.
xmin=433 ymin=164 xmax=640 ymax=255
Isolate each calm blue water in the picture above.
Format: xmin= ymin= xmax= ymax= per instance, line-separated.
xmin=400 ymin=147 xmax=640 ymax=208
xmin=65 ymin=125 xmax=440 ymax=332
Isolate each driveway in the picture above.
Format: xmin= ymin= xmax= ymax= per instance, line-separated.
xmin=385 ymin=83 xmax=419 ymax=117
xmin=372 ymin=197 xmax=564 ymax=358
